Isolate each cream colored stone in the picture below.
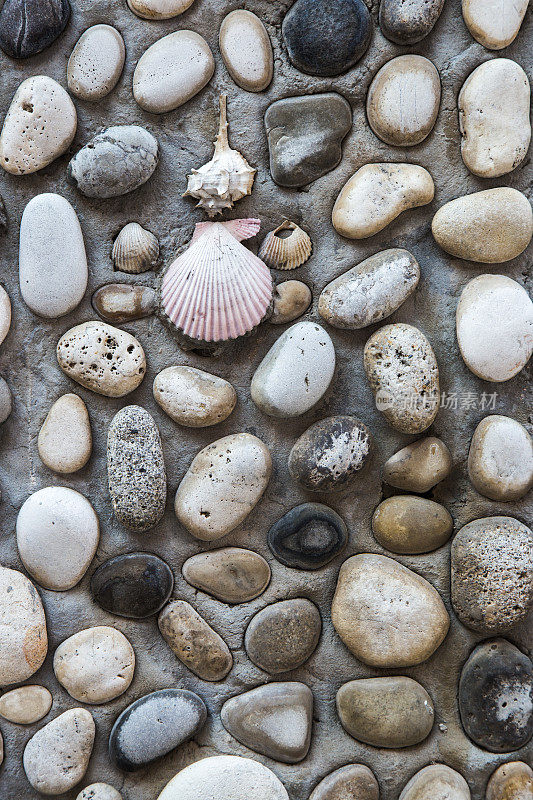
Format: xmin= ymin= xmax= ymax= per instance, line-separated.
xmin=367 ymin=55 xmax=440 ymax=146
xmin=332 ymin=163 xmax=434 ymax=239
xmin=77 ymin=785 xmax=123 ymax=800
xmin=468 ymin=415 xmax=533 ymax=501
xmin=399 ymin=765 xmax=471 ymax=800
xmin=128 ymin=0 xmax=195 ymax=20
xmin=153 ymin=366 xmax=236 ymax=427
xmin=459 ymin=59 xmax=530 ymax=178
xmin=38 ymin=394 xmax=92 ymax=474
xmin=383 ymin=436 xmax=452 ymax=492
xmin=432 ymin=188 xmax=533 ymax=262
xmin=219 ymin=10 xmax=273 ymax=92
xmin=462 ymin=0 xmax=529 ymax=49
xmin=67 ymin=25 xmax=125 ymax=101
xmin=0 ymin=285 xmax=11 ymax=346
xmin=486 ymin=761 xmax=533 ymax=800
xmin=0 ymin=566 xmax=48 ymax=687
xmin=0 ymin=76 xmax=77 ymax=176
xmin=133 ymin=31 xmax=214 ymax=113
xmin=456 ymin=274 xmax=533 ymax=382
xmin=271 ymin=280 xmax=312 ymax=324
xmin=0 ymin=685 xmax=52 ymax=724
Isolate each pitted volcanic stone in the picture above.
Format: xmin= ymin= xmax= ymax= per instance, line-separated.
xmin=91 ymin=552 xmax=174 ymax=618
xmin=0 ymin=0 xmax=70 ymax=58
xmin=309 ymin=764 xmax=379 ymax=800
xmin=379 ymin=0 xmax=446 ymax=44
xmin=182 ymin=547 xmax=270 ymax=603
xmin=268 ymin=502 xmax=348 ymax=570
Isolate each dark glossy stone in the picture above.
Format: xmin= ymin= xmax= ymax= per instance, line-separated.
xmin=282 ymin=0 xmax=372 ymax=77
xmin=459 ymin=639 xmax=533 ymax=753
xmin=109 ymin=689 xmax=206 ymax=771
xmin=90 ymin=552 xmax=174 ymax=619
xmin=265 ymin=93 xmax=352 ymax=188
xmin=268 ymin=502 xmax=348 ymax=570
xmin=0 ymin=0 xmax=70 ymax=58
xmin=379 ymin=0 xmax=446 ymax=44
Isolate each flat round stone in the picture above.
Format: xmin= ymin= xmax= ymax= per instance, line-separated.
xmin=92 ymin=283 xmax=156 ymax=324
xmin=182 ymin=547 xmax=270 ymax=603
xmin=220 ymin=10 xmax=273 ymax=92
xmin=459 ymin=639 xmax=533 ymax=752
xmin=372 ymin=496 xmax=453 ymax=554
xmin=153 ymin=366 xmax=236 ymax=427
xmin=380 ymin=0 xmax=445 ymax=44
xmin=468 ymin=415 xmax=533 ymax=501
xmin=486 ymin=761 xmax=533 ymax=800
xmin=127 ymin=0 xmax=195 ymax=20
xmin=0 ymin=685 xmax=52 ymax=724
xmin=309 ymin=764 xmax=379 ymax=800
xmin=399 ymin=765 xmax=471 ymax=800
xmin=383 ymin=436 xmax=452 ymax=493
xmin=462 ymin=0 xmax=529 ymax=49
xmin=67 ymin=25 xmax=125 ymax=101
xmin=38 ymin=394 xmax=92 ymax=474
xmin=244 ymin=598 xmax=322 ymax=674
xmin=91 ymin=552 xmax=174 ymax=618
xmin=0 ymin=566 xmax=48 ymax=686
xmin=271 ymin=280 xmax=312 ymax=325
xmin=268 ymin=502 xmax=348 ymax=570
xmin=0 ymin=0 xmax=70 ymax=58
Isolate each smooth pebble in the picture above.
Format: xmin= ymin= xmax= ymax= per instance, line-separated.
xmin=309 ymin=764 xmax=379 ymax=800
xmin=127 ymin=0 xmax=195 ymax=20
xmin=468 ymin=415 xmax=533 ymax=501
xmin=0 ymin=566 xmax=47 ymax=687
xmin=67 ymin=25 xmax=125 ymax=101
xmin=91 ymin=552 xmax=174 ymax=618
xmin=245 ymin=598 xmax=322 ymax=674
xmin=380 ymin=0 xmax=446 ymax=44
xmin=38 ymin=394 xmax=92 ymax=474
xmin=399 ymin=765 xmax=471 ymax=800
xmin=271 ymin=280 xmax=312 ymax=325
xmin=383 ymin=436 xmax=452 ymax=493
xmin=0 ymin=377 xmax=12 ymax=425
xmin=0 ymin=285 xmax=11 ymax=346
xmin=153 ymin=366 xmax=236 ymax=427
xmin=182 ymin=547 xmax=270 ymax=603
xmin=0 ymin=685 xmax=52 ymax=724
xmin=372 ymin=495 xmax=453 ymax=554
xmin=77 ymin=785 xmax=123 ymax=800
xmin=486 ymin=761 xmax=533 ymax=800
xmin=0 ymin=0 xmax=70 ymax=58
xmin=268 ymin=502 xmax=348 ymax=570
xmin=92 ymin=283 xmax=156 ymax=324
xmin=220 ymin=10 xmax=273 ymax=92
xmin=462 ymin=0 xmax=529 ymax=49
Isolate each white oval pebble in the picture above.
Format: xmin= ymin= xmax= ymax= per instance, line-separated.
xmin=133 ymin=31 xmax=214 ymax=113
xmin=457 ymin=274 xmax=533 ymax=382
xmin=153 ymin=366 xmax=237 ymax=427
xmin=468 ymin=415 xmax=533 ymax=501
xmin=16 ymin=486 xmax=100 ymax=591
xmin=67 ymin=25 xmax=125 ymax=101
xmin=0 ymin=685 xmax=52 ymax=724
xmin=251 ymin=321 xmax=336 ymax=418
xmin=19 ymin=193 xmax=88 ymax=318
xmin=77 ymin=785 xmax=123 ymax=800
xmin=0 ymin=566 xmax=48 ymax=687
xmin=38 ymin=394 xmax=92 ymax=474
xmin=127 ymin=0 xmax=195 ymax=20
xmin=462 ymin=0 xmax=529 ymax=49
xmin=0 ymin=285 xmax=11 ymax=346
xmin=0 ymin=76 xmax=77 ymax=175
xmin=219 ymin=10 xmax=273 ymax=92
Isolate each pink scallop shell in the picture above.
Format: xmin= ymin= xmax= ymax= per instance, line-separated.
xmin=191 ymin=218 xmax=261 ymax=243
xmin=161 ymin=222 xmax=273 ymax=343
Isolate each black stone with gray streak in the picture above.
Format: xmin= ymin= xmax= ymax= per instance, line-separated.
xmin=0 ymin=0 xmax=70 ymax=58
xmin=91 ymin=552 xmax=174 ymax=618
xmin=268 ymin=502 xmax=348 ymax=569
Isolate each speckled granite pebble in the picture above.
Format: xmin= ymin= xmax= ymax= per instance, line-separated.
xmin=67 ymin=25 xmax=125 ymax=101
xmin=268 ymin=502 xmax=348 ymax=570
xmin=0 ymin=685 xmax=52 ymax=724
xmin=0 ymin=566 xmax=47 ymax=687
xmin=182 ymin=547 xmax=270 ymax=603
xmin=309 ymin=764 xmax=379 ymax=800
xmin=0 ymin=0 xmax=70 ymax=58
xmin=468 ymin=415 xmax=533 ymax=501
xmin=245 ymin=598 xmax=321 ymax=674
xmin=91 ymin=552 xmax=174 ymax=618
xmin=372 ymin=496 xmax=453 ymax=554
xmin=38 ymin=394 xmax=92 ymax=474
xmin=380 ymin=0 xmax=446 ymax=44
xmin=157 ymin=756 xmax=289 ymax=800
xmin=486 ymin=761 xmax=533 ymax=800
xmin=383 ymin=436 xmax=452 ymax=493
xmin=92 ymin=284 xmax=156 ymax=324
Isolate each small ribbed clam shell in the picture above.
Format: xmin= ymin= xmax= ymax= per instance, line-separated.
xmin=161 ymin=223 xmax=273 ymax=343
xmin=258 ymin=221 xmax=312 ymax=270
xmin=191 ymin=218 xmax=261 ymax=244
xmin=112 ymin=222 xmax=159 ymax=273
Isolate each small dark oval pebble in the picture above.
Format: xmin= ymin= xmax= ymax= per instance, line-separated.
xmin=92 ymin=284 xmax=156 ymax=324
xmin=379 ymin=0 xmax=446 ymax=44
xmin=459 ymin=639 xmax=533 ymax=753
xmin=282 ymin=0 xmax=372 ymax=77
xmin=268 ymin=502 xmax=348 ymax=570
xmin=90 ymin=552 xmax=174 ymax=619
xmin=0 ymin=0 xmax=70 ymax=59
xmin=245 ymin=598 xmax=322 ymax=674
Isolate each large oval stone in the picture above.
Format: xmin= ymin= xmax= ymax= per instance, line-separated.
xmin=244 ymin=598 xmax=321 ymax=674
xmin=268 ymin=502 xmax=348 ymax=570
xmin=220 ymin=10 xmax=273 ymax=92
xmin=20 ymin=193 xmax=87 ymax=319
xmin=282 ymin=0 xmax=371 ymax=77
xmin=309 ymin=765 xmax=379 ymax=800
xmin=331 ymin=553 xmax=450 ymax=667
xmin=456 ymin=275 xmax=533 ymax=382
xmin=383 ymin=436 xmax=452 ymax=493
xmin=91 ymin=552 xmax=174 ymax=618
xmin=0 ymin=566 xmax=47 ymax=687
xmin=468 ymin=415 xmax=533 ymax=501
xmin=459 ymin=59 xmax=530 ymax=178
xmin=462 ymin=0 xmax=529 ymax=49
xmin=459 ymin=639 xmax=533 ymax=752
xmin=399 ymin=765 xmax=471 ymax=800
xmin=336 ymin=677 xmax=434 ymax=748
xmin=318 ymin=248 xmax=420 ymax=329
xmin=0 ymin=0 xmax=70 ymax=58
xmin=67 ymin=24 xmax=125 ymax=101
xmin=0 ymin=685 xmax=52 ymax=724
xmin=38 ymin=394 xmax=92 ymax=474
xmin=251 ymin=321 xmax=335 ymax=418
xmin=182 ymin=547 xmax=270 ymax=603
xmin=107 ymin=405 xmax=167 ymax=533
xmin=372 ymin=496 xmax=453 ymax=554
xmin=451 ymin=516 xmax=533 ymax=635
xmin=175 ymin=433 xmax=271 ymax=541
xmin=486 ymin=761 xmax=533 ymax=800
xmin=153 ymin=366 xmax=236 ymax=427
xmin=92 ymin=284 xmax=156 ymax=324
xmin=364 ymin=323 xmax=440 ymax=434
xmin=380 ymin=0 xmax=445 ymax=44
xmin=109 ymin=689 xmax=206 ymax=771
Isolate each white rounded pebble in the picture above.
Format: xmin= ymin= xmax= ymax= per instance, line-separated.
xmin=0 ymin=285 xmax=11 ymax=346
xmin=0 ymin=377 xmax=12 ymax=424
xmin=462 ymin=0 xmax=529 ymax=49
xmin=38 ymin=394 xmax=92 ymax=474
xmin=67 ymin=25 xmax=125 ymax=101
xmin=219 ymin=10 xmax=273 ymax=92
xmin=468 ymin=415 xmax=533 ymax=501
xmin=0 ymin=685 xmax=52 ymax=724
xmin=127 ymin=0 xmax=195 ymax=20
xmin=153 ymin=366 xmax=237 ymax=427
xmin=77 ymin=784 xmax=123 ymax=800
xmin=0 ymin=566 xmax=48 ymax=687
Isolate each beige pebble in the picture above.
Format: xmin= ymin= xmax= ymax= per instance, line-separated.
xmin=38 ymin=394 xmax=92 ymax=474
xmin=182 ymin=547 xmax=271 ymax=603
xmin=0 ymin=566 xmax=48 ymax=687
xmin=462 ymin=0 xmax=529 ymax=49
xmin=271 ymin=280 xmax=312 ymax=324
xmin=0 ymin=685 xmax=52 ymax=724
xmin=486 ymin=761 xmax=533 ymax=800
xmin=67 ymin=25 xmax=125 ymax=101
xmin=468 ymin=415 xmax=533 ymax=501
xmin=383 ymin=436 xmax=452 ymax=492
xmin=332 ymin=163 xmax=434 ymax=239
xmin=77 ymin=785 xmax=123 ymax=800
xmin=127 ymin=0 xmax=195 ymax=20
xmin=309 ymin=764 xmax=379 ymax=800
xmin=92 ymin=283 xmax=156 ymax=324
xmin=220 ymin=10 xmax=273 ymax=92
xmin=372 ymin=495 xmax=453 ymax=554
xmin=153 ymin=366 xmax=236 ymax=427
xmin=399 ymin=764 xmax=470 ymax=800
xmin=0 ymin=285 xmax=11 ymax=346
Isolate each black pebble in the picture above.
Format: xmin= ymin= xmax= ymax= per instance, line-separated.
xmin=268 ymin=502 xmax=348 ymax=570
xmin=90 ymin=552 xmax=174 ymax=619
xmin=0 ymin=0 xmax=70 ymax=59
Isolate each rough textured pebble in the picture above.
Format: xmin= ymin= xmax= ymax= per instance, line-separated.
xmin=153 ymin=366 xmax=236 ymax=427
xmin=468 ymin=415 xmax=533 ymax=501
xmin=399 ymin=765 xmax=471 ymax=799
xmin=67 ymin=25 xmax=125 ymax=101
xmin=383 ymin=436 xmax=452 ymax=493
xmin=380 ymin=0 xmax=446 ymax=44
xmin=486 ymin=761 xmax=533 ymax=800
xmin=309 ymin=764 xmax=379 ymax=800
xmin=0 ymin=566 xmax=47 ymax=687
xmin=372 ymin=495 xmax=453 ymax=554
xmin=0 ymin=0 xmax=70 ymax=58
xmin=0 ymin=685 xmax=52 ymax=724
xmin=38 ymin=394 xmax=92 ymax=474
xmin=77 ymin=785 xmax=123 ymax=800
xmin=268 ymin=502 xmax=348 ymax=570
xmin=92 ymin=283 xmax=156 ymax=324
xmin=462 ymin=0 xmax=529 ymax=49
xmin=271 ymin=280 xmax=312 ymax=324
xmin=127 ymin=0 xmax=195 ymax=20
xmin=182 ymin=547 xmax=270 ymax=603
xmin=91 ymin=552 xmax=174 ymax=618
xmin=220 ymin=10 xmax=273 ymax=92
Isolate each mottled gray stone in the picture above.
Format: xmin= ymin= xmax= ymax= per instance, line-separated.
xmin=379 ymin=0 xmax=446 ymax=44
xmin=309 ymin=765 xmax=379 ymax=800
xmin=244 ymin=598 xmax=322 ymax=673
xmin=0 ymin=0 xmax=70 ymax=58
xmin=0 ymin=377 xmax=12 ymax=424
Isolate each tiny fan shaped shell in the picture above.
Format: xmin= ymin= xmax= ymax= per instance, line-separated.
xmin=258 ymin=221 xmax=312 ymax=270
xmin=112 ymin=222 xmax=159 ymax=274
xmin=161 ymin=222 xmax=273 ymax=344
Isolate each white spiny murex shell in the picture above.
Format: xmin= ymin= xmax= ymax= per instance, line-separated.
xmin=184 ymin=94 xmax=256 ymax=218
xmin=161 ymin=221 xmax=273 ymax=345
xmin=112 ymin=222 xmax=160 ymax=273
xmin=258 ymin=220 xmax=312 ymax=270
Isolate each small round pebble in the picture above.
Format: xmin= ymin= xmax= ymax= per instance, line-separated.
xmin=0 ymin=0 xmax=70 ymax=58
xmin=309 ymin=764 xmax=379 ymax=800
xmin=383 ymin=436 xmax=452 ymax=493
xmin=372 ymin=496 xmax=453 ymax=554
xmin=153 ymin=366 xmax=236 ymax=427
xmin=182 ymin=547 xmax=270 ymax=603
xmin=77 ymin=785 xmax=123 ymax=800
xmin=0 ymin=566 xmax=48 ymax=686
xmin=245 ymin=598 xmax=322 ymax=674
xmin=399 ymin=765 xmax=471 ymax=800
xmin=468 ymin=415 xmax=533 ymax=501
xmin=0 ymin=377 xmax=12 ymax=424
xmin=462 ymin=0 xmax=529 ymax=49
xmin=270 ymin=280 xmax=312 ymax=325
xmin=92 ymin=283 xmax=156 ymax=324
xmin=268 ymin=502 xmax=348 ymax=570
xmin=486 ymin=761 xmax=533 ymax=800
xmin=0 ymin=685 xmax=52 ymax=724
xmin=0 ymin=285 xmax=11 ymax=346
xmin=91 ymin=552 xmax=174 ymax=618
xmin=127 ymin=0 xmax=195 ymax=20
xmin=380 ymin=0 xmax=445 ymax=44
xmin=220 ymin=10 xmax=273 ymax=92
xmin=38 ymin=394 xmax=92 ymax=474
xmin=67 ymin=25 xmax=125 ymax=101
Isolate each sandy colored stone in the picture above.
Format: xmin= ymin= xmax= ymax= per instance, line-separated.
xmin=67 ymin=25 xmax=125 ymax=101
xmin=219 ymin=10 xmax=273 ymax=92
xmin=468 ymin=415 xmax=533 ymax=501
xmin=38 ymin=394 xmax=92 ymax=474
xmin=332 ymin=163 xmax=434 ymax=239
xmin=271 ymin=280 xmax=312 ymax=325
xmin=331 ymin=553 xmax=450 ymax=667
xmin=153 ymin=365 xmax=236 ymax=427
xmin=92 ymin=284 xmax=156 ymax=324
xmin=54 ymin=626 xmax=135 ymax=704
xmin=174 ymin=432 xmax=271 ymax=541
xmin=432 ymin=188 xmax=533 ymax=262
xmin=309 ymin=764 xmax=379 ymax=800
xmin=456 ymin=275 xmax=533 ymax=382
xmin=158 ymin=600 xmax=232 ymax=681
xmin=127 ymin=0 xmax=195 ymax=19
xmin=0 ymin=566 xmax=47 ymax=687
xmin=0 ymin=76 xmax=76 ymax=175
xmin=23 ymin=708 xmax=95 ymax=795
xmin=486 ymin=761 xmax=533 ymax=800
xmin=462 ymin=0 xmax=529 ymax=49
xmin=367 ymin=55 xmax=440 ymax=146
xmin=383 ymin=436 xmax=452 ymax=492
xmin=399 ymin=765 xmax=471 ymax=799
xmin=459 ymin=59 xmax=530 ymax=178
xmin=0 ymin=285 xmax=11 ymax=346
xmin=77 ymin=785 xmax=123 ymax=800
xmin=182 ymin=547 xmax=271 ymax=603
xmin=0 ymin=685 xmax=52 ymax=724
xmin=372 ymin=495 xmax=453 ymax=554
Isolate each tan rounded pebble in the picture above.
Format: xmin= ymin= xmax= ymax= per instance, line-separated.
xmin=153 ymin=366 xmax=236 ymax=427
xmin=158 ymin=600 xmax=233 ymax=681
xmin=133 ymin=31 xmax=214 ymax=113
xmin=331 ymin=553 xmax=450 ymax=667
xmin=459 ymin=59 xmax=530 ymax=178
xmin=67 ymin=25 xmax=125 ymax=101
xmin=77 ymin=784 xmax=123 ymax=800
xmin=383 ymin=436 xmax=452 ymax=492
xmin=219 ymin=10 xmax=273 ymax=92
xmin=432 ymin=188 xmax=533 ymax=263
xmin=309 ymin=764 xmax=379 ymax=800
xmin=92 ymin=284 xmax=156 ymax=324
xmin=332 ymin=163 xmax=434 ymax=239
xmin=38 ymin=394 xmax=92 ymax=474
xmin=372 ymin=495 xmax=453 ymax=554
xmin=462 ymin=0 xmax=529 ymax=49
xmin=57 ymin=321 xmax=146 ymax=397
xmin=127 ymin=0 xmax=195 ymax=20
xmin=0 ymin=566 xmax=48 ymax=687
xmin=54 ymin=626 xmax=135 ymax=704
xmin=486 ymin=761 xmax=533 ymax=800
xmin=182 ymin=547 xmax=271 ymax=603
xmin=367 ymin=55 xmax=440 ymax=146
xmin=0 ymin=285 xmax=11 ymax=346
xmin=23 ymin=708 xmax=95 ymax=796
xmin=456 ymin=274 xmax=533 ymax=382
xmin=0 ymin=76 xmax=77 ymax=175
xmin=271 ymin=280 xmax=312 ymax=324
xmin=0 ymin=685 xmax=52 ymax=724
xmin=399 ymin=764 xmax=471 ymax=800
xmin=468 ymin=415 xmax=533 ymax=501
